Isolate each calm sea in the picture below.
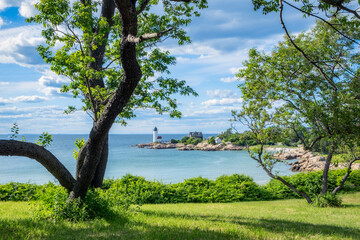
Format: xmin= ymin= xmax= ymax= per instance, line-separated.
xmin=0 ymin=134 xmax=294 ymax=185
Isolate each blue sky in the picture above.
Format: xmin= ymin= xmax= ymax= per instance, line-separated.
xmin=0 ymin=0 xmax=314 ymax=134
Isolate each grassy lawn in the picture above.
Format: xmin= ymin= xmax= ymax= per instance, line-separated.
xmin=0 ymin=192 xmax=359 ymax=240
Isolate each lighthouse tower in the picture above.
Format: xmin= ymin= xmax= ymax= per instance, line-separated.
xmin=153 ymin=127 xmax=158 ymax=143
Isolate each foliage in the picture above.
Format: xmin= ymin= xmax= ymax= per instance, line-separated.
xmin=208 ymin=136 xmax=216 ymax=145
xmin=185 ymin=137 xmax=202 ymax=145
xmin=265 ymin=169 xmax=360 ymax=199
xmin=35 ymin=132 xmax=53 ymax=148
xmin=73 ymin=138 xmax=85 ymax=160
xmin=10 ymin=123 xmax=19 ymax=140
xmin=170 ymin=138 xmax=179 ymax=144
xmin=217 ymin=128 xmax=233 ymax=140
xmin=313 ymin=192 xmax=343 ymax=208
xmin=180 ymin=136 xmax=189 ymax=143
xmin=0 ymin=182 xmax=40 ymax=201
xmin=26 ymin=0 xmax=206 ymax=123
xmin=33 ymin=183 xmax=114 ymax=221
xmin=9 ymin=123 xmax=26 ymax=141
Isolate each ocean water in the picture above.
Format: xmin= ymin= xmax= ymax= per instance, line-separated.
xmin=0 ymin=134 xmax=294 ymax=185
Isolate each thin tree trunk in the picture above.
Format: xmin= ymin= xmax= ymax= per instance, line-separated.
xmin=259 ymin=162 xmax=313 ymax=204
xmin=321 ymin=141 xmax=336 ymax=195
xmin=332 ymin=158 xmax=358 ymax=195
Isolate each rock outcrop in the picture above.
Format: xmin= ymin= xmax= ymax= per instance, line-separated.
xmin=271 ymin=147 xmax=360 ymax=172
xmin=136 ymin=141 xmax=244 ymax=151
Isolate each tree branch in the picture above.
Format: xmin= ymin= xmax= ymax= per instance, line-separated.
xmin=0 ymin=140 xmax=75 ymax=191
xmin=279 ymin=0 xmax=338 ymax=91
xmin=321 ymin=0 xmax=360 ymax=19
xmin=137 ymin=0 xmax=150 ymax=15
xmin=283 ymin=0 xmax=359 ymax=45
xmin=332 ymin=157 xmax=359 ymax=194
xmin=126 ymin=28 xmax=174 ymax=43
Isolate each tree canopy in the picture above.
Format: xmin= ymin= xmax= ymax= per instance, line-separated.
xmin=233 ymin=18 xmax=360 ymax=202
xmin=0 ymin=0 xmax=208 ymax=200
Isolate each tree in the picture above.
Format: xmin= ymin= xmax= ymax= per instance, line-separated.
xmin=0 ymin=0 xmax=207 ymax=200
xmin=233 ymin=19 xmax=360 ymax=203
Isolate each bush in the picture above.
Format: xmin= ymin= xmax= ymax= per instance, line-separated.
xmin=0 ymin=182 xmax=40 ymax=201
xmin=33 ymin=183 xmax=114 ymax=221
xmin=170 ymin=139 xmax=179 ymax=144
xmin=180 ymin=136 xmax=189 ymax=143
xmin=313 ymin=193 xmax=342 ymax=208
xmin=208 ymin=137 xmax=216 ymax=145
xmin=265 ymin=169 xmax=360 ymax=199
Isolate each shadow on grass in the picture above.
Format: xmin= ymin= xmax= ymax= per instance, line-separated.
xmin=139 ymin=208 xmax=360 ymax=239
xmin=0 ymin=212 xmax=237 ymax=240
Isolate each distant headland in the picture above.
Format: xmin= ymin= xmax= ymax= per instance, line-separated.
xmin=137 ymin=127 xmax=243 ymax=151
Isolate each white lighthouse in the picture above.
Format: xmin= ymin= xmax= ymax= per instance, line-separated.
xmin=153 ymin=126 xmax=158 ymax=143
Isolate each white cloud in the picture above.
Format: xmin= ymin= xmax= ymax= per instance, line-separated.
xmin=206 ymin=89 xmax=237 ymax=99
xmin=19 ymin=0 xmax=38 ymax=18
xmin=0 ymin=25 xmax=44 ymax=67
xmin=230 ymin=67 xmax=241 ymax=74
xmin=220 ymin=77 xmax=237 ymax=83
xmin=0 ymin=81 xmax=9 ymax=85
xmin=38 ymin=71 xmax=70 ymax=96
xmin=0 ymin=95 xmax=48 ymax=104
xmin=184 ymin=106 xmax=242 ymax=117
xmin=201 ymin=98 xmax=243 ymax=107
xmin=0 ymin=0 xmax=38 ymax=17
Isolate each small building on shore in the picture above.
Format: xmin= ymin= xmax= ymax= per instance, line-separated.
xmin=188 ymin=131 xmax=203 ymax=139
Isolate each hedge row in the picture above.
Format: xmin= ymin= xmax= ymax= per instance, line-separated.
xmin=1 ymin=169 xmax=359 ymax=203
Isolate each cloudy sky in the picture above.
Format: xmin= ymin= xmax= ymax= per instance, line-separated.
xmin=0 ymin=0 xmax=314 ymax=134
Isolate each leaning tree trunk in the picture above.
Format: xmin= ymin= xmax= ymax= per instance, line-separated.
xmin=321 ymin=141 xmax=336 ymax=195
xmin=69 ymin=0 xmax=142 ymax=199
xmin=81 ymin=0 xmax=115 ymax=188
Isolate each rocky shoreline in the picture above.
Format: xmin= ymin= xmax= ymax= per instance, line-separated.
xmin=272 ymin=147 xmax=360 ymax=172
xmin=136 ymin=141 xmax=244 ymax=151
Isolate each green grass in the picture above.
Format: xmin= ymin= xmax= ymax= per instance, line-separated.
xmin=1 ymin=192 xmax=360 ymax=239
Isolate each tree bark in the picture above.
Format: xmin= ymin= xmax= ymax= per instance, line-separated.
xmin=321 ymin=141 xmax=336 ymax=195
xmin=332 ymin=158 xmax=358 ymax=195
xmin=91 ymin=134 xmax=109 ymax=187
xmin=0 ymin=140 xmax=75 ymax=191
xmin=259 ymin=161 xmax=313 ymax=204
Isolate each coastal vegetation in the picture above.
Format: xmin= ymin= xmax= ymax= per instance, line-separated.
xmin=232 ymin=14 xmax=360 ymax=204
xmin=2 ymin=170 xmax=359 ymax=208
xmin=0 ymin=0 xmax=208 ymax=201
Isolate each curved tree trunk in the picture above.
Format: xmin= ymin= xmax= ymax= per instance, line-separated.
xmin=0 ymin=140 xmax=75 ymax=191
xmin=91 ymin=134 xmax=109 ymax=188
xmin=69 ymin=0 xmax=142 ymax=199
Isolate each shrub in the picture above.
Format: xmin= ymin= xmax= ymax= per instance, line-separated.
xmin=313 ymin=193 xmax=342 ymax=208
xmin=0 ymin=182 xmax=40 ymax=201
xmin=180 ymin=136 xmax=189 ymax=143
xmin=208 ymin=137 xmax=216 ymax=145
xmin=33 ymin=183 xmax=114 ymax=221
xmin=170 ymin=139 xmax=179 ymax=144
xmin=265 ymin=169 xmax=360 ymax=199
